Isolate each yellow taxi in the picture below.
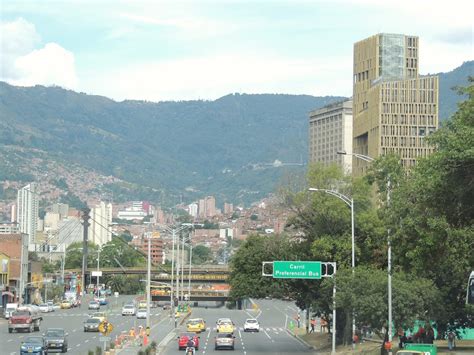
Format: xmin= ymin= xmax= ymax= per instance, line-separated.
xmin=90 ymin=311 xmax=107 ymax=322
xmin=60 ymin=300 xmax=72 ymax=309
xmin=217 ymin=319 xmax=234 ymax=334
xmin=186 ymin=318 xmax=206 ymax=333
xmin=138 ymin=300 xmax=147 ymax=309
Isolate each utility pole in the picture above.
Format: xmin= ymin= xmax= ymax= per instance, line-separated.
xmin=146 ymin=232 xmax=151 ymax=332
xmin=81 ymin=208 xmax=90 ymax=297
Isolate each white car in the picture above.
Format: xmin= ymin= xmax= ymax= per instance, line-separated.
xmin=121 ymin=304 xmax=136 ymax=316
xmin=243 ymin=318 xmax=260 ymax=332
xmin=39 ymin=303 xmax=53 ymax=313
xmin=136 ymin=308 xmax=147 ymax=319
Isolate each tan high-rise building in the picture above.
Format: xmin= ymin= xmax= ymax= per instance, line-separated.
xmin=353 ymin=33 xmax=438 ymax=175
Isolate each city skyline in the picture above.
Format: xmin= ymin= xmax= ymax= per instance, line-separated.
xmin=1 ymin=1 xmax=472 ymax=102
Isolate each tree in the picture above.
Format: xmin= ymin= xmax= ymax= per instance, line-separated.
xmin=192 ymin=245 xmax=212 ymax=264
xmin=64 ymin=242 xmax=99 ymax=269
xmin=383 ymin=80 xmax=474 ymax=335
xmin=228 ymin=234 xmax=291 ymax=300
xmin=318 ymin=266 xmax=441 ymax=345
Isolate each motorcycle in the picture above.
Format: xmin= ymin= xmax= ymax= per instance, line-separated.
xmin=185 ymin=346 xmax=196 ymax=355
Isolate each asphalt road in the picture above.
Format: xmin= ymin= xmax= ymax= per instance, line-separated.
xmin=0 ymin=297 xmax=312 ymax=355
xmin=0 ymin=294 xmax=173 ymax=355
xmin=160 ymin=298 xmax=312 ymax=355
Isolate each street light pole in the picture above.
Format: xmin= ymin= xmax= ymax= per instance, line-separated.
xmin=188 ymin=244 xmax=192 ymax=302
xmin=146 ymin=232 xmax=151 ymax=331
xmin=337 ymin=150 xmax=393 ymax=353
xmin=309 ymin=187 xmax=355 ymax=347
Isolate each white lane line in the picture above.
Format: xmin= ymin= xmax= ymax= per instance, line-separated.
xmin=92 ymin=336 xmax=97 ymax=339
xmin=72 ymin=329 xmax=77 ymax=332
xmin=263 ymin=328 xmax=273 ymax=341
xmin=76 ymin=344 xmax=81 ymax=347
xmin=68 ymin=348 xmax=72 ymax=351
xmin=19 ymin=335 xmax=24 ymax=338
xmin=7 ymin=339 xmax=13 ymax=342
xmin=10 ymin=352 xmax=16 ymax=355
xmin=85 ymin=339 xmax=89 ymax=343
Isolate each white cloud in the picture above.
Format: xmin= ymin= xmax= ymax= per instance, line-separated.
xmin=0 ymin=18 xmax=78 ymax=89
xmin=0 ymin=17 xmax=40 ymax=79
xmin=82 ymin=52 xmax=352 ymax=102
xmin=12 ymin=43 xmax=78 ymax=89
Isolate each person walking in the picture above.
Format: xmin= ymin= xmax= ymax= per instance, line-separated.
xmin=310 ymin=318 xmax=316 ymax=333
xmin=448 ymin=331 xmax=456 ymax=351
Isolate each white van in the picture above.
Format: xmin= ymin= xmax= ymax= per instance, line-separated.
xmin=4 ymin=303 xmax=18 ymax=319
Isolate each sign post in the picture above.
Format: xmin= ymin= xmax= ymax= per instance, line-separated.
xmin=98 ymin=320 xmax=113 ymax=353
xmin=262 ymin=261 xmax=336 ymax=354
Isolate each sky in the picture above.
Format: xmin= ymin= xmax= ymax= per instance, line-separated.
xmin=1 ymin=0 xmax=473 ymax=102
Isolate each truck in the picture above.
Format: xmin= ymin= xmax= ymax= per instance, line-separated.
xmin=8 ymin=306 xmax=43 ymax=333
xmin=4 ymin=303 xmax=18 ymax=319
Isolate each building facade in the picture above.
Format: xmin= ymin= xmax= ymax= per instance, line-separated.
xmin=353 ymin=33 xmax=438 ymax=175
xmin=309 ymin=100 xmax=353 ymax=172
xmin=89 ymin=202 xmax=113 ymax=246
xmin=16 ymin=183 xmax=39 ymax=251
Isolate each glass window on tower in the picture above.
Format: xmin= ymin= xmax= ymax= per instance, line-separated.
xmin=379 ymin=33 xmax=405 ymax=81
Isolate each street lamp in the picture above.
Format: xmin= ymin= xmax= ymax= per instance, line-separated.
xmin=308 ymin=187 xmax=355 ymax=348
xmin=157 ymin=224 xmax=191 ymax=328
xmin=337 ymin=150 xmax=393 ymax=354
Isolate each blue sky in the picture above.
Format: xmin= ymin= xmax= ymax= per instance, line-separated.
xmin=1 ymin=0 xmax=473 ymax=101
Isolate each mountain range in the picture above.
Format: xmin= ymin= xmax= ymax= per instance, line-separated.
xmin=0 ymin=60 xmax=472 ymax=209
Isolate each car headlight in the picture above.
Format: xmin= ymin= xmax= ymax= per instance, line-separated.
xmin=34 ymin=346 xmax=42 ymax=351
xmin=21 ymin=345 xmax=27 ymax=350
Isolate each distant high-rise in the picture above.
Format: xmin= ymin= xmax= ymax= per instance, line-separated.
xmin=353 ymin=33 xmax=438 ymax=175
xmin=89 ymin=202 xmax=113 ymax=246
xmin=309 ymin=100 xmax=353 ymax=172
xmin=17 ymin=183 xmax=39 ymax=251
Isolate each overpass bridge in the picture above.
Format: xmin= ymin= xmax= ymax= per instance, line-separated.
xmin=151 ymin=288 xmax=230 ymax=302
xmin=64 ymin=265 xmax=231 ymax=283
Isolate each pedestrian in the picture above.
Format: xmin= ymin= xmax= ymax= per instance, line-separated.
xmin=447 ymin=331 xmax=456 ymax=351
xmin=295 ymin=313 xmax=301 ymax=328
xmin=321 ymin=318 xmax=328 ymax=333
xmin=310 ymin=318 xmax=315 ymax=333
xmin=399 ymin=332 xmax=407 ymax=349
xmin=426 ymin=326 xmax=435 ymax=344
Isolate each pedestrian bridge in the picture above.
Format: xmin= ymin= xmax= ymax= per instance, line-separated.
xmin=64 ymin=265 xmax=230 ymax=283
xmin=151 ymin=288 xmax=230 ymax=302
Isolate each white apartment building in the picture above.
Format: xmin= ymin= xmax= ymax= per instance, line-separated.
xmin=188 ymin=203 xmax=198 ymax=218
xmin=309 ymin=100 xmax=353 ymax=173
xmin=89 ymin=201 xmax=113 ymax=246
xmin=16 ymin=183 xmax=39 ymax=251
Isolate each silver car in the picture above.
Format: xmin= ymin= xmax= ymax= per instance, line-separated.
xmin=215 ymin=333 xmax=235 ymax=350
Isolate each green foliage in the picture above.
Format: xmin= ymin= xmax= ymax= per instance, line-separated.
xmin=65 ymin=242 xmax=99 ymax=269
xmin=99 ymin=236 xmax=146 ymax=268
xmin=192 ymin=245 xmax=212 ymax=264
xmin=59 ymin=192 xmax=86 ymax=210
xmin=383 ymin=79 xmax=474 ymax=333
xmin=105 ymin=274 xmax=144 ymax=294
xmin=250 ymin=214 xmax=258 ymax=221
xmin=319 ymin=267 xmax=442 ymax=336
xmin=228 ymin=234 xmax=291 ymax=300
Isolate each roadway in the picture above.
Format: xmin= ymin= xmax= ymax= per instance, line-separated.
xmin=160 ymin=298 xmax=312 ymax=355
xmin=0 ymin=297 xmax=313 ymax=354
xmin=0 ymin=294 xmax=175 ymax=355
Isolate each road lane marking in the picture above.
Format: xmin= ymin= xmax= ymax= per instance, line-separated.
xmin=263 ymin=328 xmax=273 ymax=341
xmin=76 ymin=344 xmax=81 ymax=347
xmin=73 ymin=329 xmax=77 ymax=332
xmin=7 ymin=339 xmax=13 ymax=342
xmin=85 ymin=339 xmax=89 ymax=343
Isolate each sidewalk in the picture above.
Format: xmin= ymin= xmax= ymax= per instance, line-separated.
xmin=290 ymin=328 xmax=474 ymax=355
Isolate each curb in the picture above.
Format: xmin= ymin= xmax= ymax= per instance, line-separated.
xmin=286 ymin=328 xmax=316 ymax=350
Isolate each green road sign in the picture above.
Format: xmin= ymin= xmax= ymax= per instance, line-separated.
xmin=273 ymin=261 xmax=322 ymax=279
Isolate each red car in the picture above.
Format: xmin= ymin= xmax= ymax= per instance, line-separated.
xmin=177 ymin=332 xmax=200 ymax=350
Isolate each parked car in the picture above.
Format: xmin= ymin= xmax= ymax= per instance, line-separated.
xmin=136 ymin=308 xmax=147 ymax=319
xmin=88 ymin=301 xmax=100 ymax=310
xmin=215 ymin=333 xmax=235 ymax=350
xmin=121 ymin=304 xmax=136 ymax=316
xmin=243 ymin=318 xmax=260 ymax=332
xmin=20 ymin=336 xmax=47 ymax=355
xmin=46 ymin=301 xmax=56 ymax=311
xmin=177 ymin=332 xmax=200 ymax=350
xmin=43 ymin=328 xmax=68 ymax=353
xmin=83 ymin=318 xmax=101 ymax=332
xmin=98 ymin=297 xmax=108 ymax=306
